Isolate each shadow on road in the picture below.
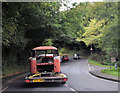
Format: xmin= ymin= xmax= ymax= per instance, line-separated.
xmin=24 ymin=82 xmax=64 ymax=88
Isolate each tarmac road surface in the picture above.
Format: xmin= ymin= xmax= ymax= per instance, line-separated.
xmin=2 ymin=58 xmax=119 ymax=93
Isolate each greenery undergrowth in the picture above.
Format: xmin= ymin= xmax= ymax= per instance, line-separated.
xmin=101 ymin=68 xmax=120 ymax=77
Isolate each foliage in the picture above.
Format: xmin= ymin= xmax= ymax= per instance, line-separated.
xmin=59 ymin=2 xmax=119 ymax=63
xmin=52 ymin=2 xmax=91 ymax=51
xmin=42 ymin=39 xmax=53 ymax=46
xmin=88 ymin=58 xmax=114 ymax=68
xmin=58 ymin=47 xmax=68 ymax=56
xmin=79 ymin=18 xmax=105 ymax=46
xmin=2 ymin=2 xmax=61 ymax=76
xmin=76 ymin=2 xmax=119 ymax=60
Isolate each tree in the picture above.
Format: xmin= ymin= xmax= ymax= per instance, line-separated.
xmin=2 ymin=2 xmax=62 ymax=75
xmin=76 ymin=2 xmax=119 ymax=60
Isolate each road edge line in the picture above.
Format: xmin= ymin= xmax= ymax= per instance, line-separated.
xmin=2 ymin=72 xmax=28 ymax=92
xmin=89 ymin=71 xmax=120 ymax=83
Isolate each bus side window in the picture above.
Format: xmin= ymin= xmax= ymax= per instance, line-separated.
xmin=31 ymin=50 xmax=35 ymax=58
xmin=54 ymin=50 xmax=59 ymax=56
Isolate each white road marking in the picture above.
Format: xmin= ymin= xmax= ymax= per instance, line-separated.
xmin=70 ymin=88 xmax=76 ymax=91
xmin=2 ymin=73 xmax=28 ymax=92
xmin=88 ymin=64 xmax=91 ymax=71
xmin=91 ymin=67 xmax=94 ymax=71
xmin=65 ymin=84 xmax=68 ymax=86
xmin=88 ymin=71 xmax=118 ymax=84
xmin=87 ymin=61 xmax=118 ymax=84
xmin=65 ymin=84 xmax=78 ymax=93
xmin=87 ymin=61 xmax=94 ymax=71
xmin=2 ymin=85 xmax=9 ymax=92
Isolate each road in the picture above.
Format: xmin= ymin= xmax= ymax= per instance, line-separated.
xmin=2 ymin=59 xmax=119 ymax=93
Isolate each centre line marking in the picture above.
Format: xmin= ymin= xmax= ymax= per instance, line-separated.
xmin=2 ymin=85 xmax=9 ymax=92
xmin=70 ymin=88 xmax=76 ymax=91
xmin=65 ymin=84 xmax=78 ymax=93
xmin=65 ymin=84 xmax=68 ymax=86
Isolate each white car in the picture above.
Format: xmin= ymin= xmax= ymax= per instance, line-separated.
xmin=73 ymin=54 xmax=81 ymax=59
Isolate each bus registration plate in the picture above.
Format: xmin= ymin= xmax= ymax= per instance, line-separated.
xmin=33 ymin=79 xmax=44 ymax=82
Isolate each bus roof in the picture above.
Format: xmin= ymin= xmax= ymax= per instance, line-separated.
xmin=32 ymin=46 xmax=57 ymax=50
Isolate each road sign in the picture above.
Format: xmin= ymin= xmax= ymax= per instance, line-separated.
xmin=111 ymin=57 xmax=116 ymax=62
xmin=90 ymin=48 xmax=93 ymax=51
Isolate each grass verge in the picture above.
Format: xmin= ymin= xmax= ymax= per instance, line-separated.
xmin=102 ymin=68 xmax=120 ymax=77
xmin=88 ymin=58 xmax=120 ymax=77
xmin=88 ymin=58 xmax=114 ymax=68
xmin=3 ymin=65 xmax=29 ymax=76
